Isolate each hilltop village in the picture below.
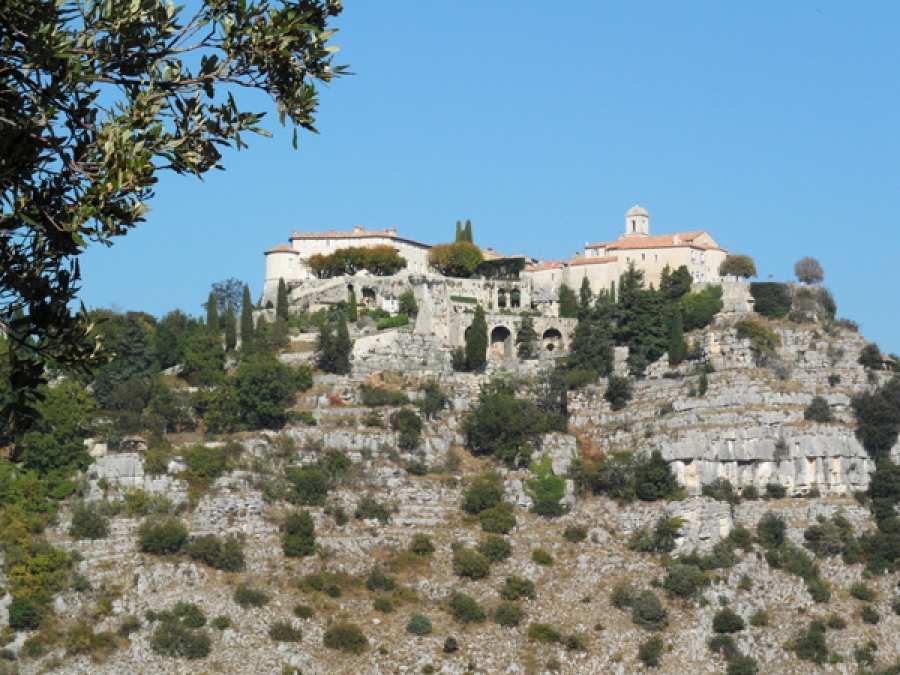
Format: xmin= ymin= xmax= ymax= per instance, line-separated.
xmin=3 ymin=207 xmax=900 ymax=675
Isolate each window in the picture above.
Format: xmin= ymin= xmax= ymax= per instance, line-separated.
xmin=642 ymin=253 xmax=645 ymax=261
xmin=691 ymin=250 xmax=696 ymax=262
xmin=701 ymin=252 xmax=706 ymax=263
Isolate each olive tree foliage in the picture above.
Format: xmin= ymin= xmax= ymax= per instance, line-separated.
xmin=794 ymin=257 xmax=824 ymax=285
xmin=0 ymin=0 xmax=346 ymax=424
xmin=719 ymin=255 xmax=757 ymax=279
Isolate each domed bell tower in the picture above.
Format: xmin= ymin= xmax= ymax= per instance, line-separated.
xmin=625 ymin=205 xmax=649 ymax=236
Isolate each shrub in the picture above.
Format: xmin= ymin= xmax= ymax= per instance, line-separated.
xmin=804 ymin=396 xmax=833 ymax=423
xmin=806 ymin=577 xmax=832 ymax=603
xmin=562 ymin=633 xmax=589 ymax=651
xmin=137 ymin=515 xmax=188 ymax=555
xmin=8 ymin=597 xmax=42 ymax=631
xmin=860 ymin=605 xmax=880 ymax=624
xmin=354 ymin=496 xmax=392 ymax=524
xmin=453 ymin=548 xmax=490 ymax=579
xmin=149 ymin=621 xmax=211 ymax=660
xmin=118 ymin=615 xmax=142 ymax=637
xmin=713 ymin=608 xmax=746 ymax=633
xmin=448 ymin=593 xmax=486 ymax=624
xmin=461 ymin=472 xmax=504 ymax=515
xmin=211 ymin=616 xmax=232 ymax=629
xmin=282 ymin=510 xmax=316 ymax=558
xmin=493 ymin=602 xmax=524 ymax=627
xmin=826 ymin=614 xmax=846 ymax=629
xmin=664 ymin=564 xmax=708 ymax=598
xmin=323 ymin=623 xmax=368 ymax=654
xmin=443 ymin=637 xmax=459 ymax=653
xmin=562 ymin=523 xmax=588 ymax=543
xmin=291 ymin=604 xmax=313 ymax=620
xmin=269 ymin=621 xmax=302 ymax=642
xmin=735 ymin=318 xmax=781 ymax=360
xmin=757 ymin=513 xmax=787 ymax=549
xmin=747 ymin=609 xmax=768 ymax=627
xmin=764 ymin=483 xmax=787 ymax=499
xmin=479 ymin=502 xmax=516 ymax=534
xmin=749 ymin=282 xmax=792 ymax=319
xmin=850 ymin=582 xmax=875 ymax=602
xmin=499 ymin=575 xmax=536 ymax=601
xmin=70 ymin=502 xmax=110 ymax=540
xmin=365 ymin=565 xmax=397 ymax=592
xmin=186 ymin=534 xmax=245 ymax=572
xmin=410 ymin=534 xmax=435 ymax=557
xmin=629 ymin=517 xmax=682 ymax=554
xmin=631 ymin=591 xmax=668 ymax=630
xmin=604 ymin=375 xmax=634 ymax=411
xmin=372 ymin=597 xmax=393 ymax=613
xmin=285 ymin=465 xmax=330 ymax=506
xmin=726 ymin=654 xmax=759 ymax=675
xmin=359 ymin=384 xmax=409 ymax=407
xmin=233 ymin=585 xmax=270 ymax=608
xmin=741 ymin=485 xmax=759 ymax=500
xmin=859 ymin=343 xmax=884 ymax=370
xmin=477 ymin=535 xmax=511 ymax=563
xmin=527 ymin=622 xmax=561 ymax=643
xmin=406 ymin=614 xmax=432 ymax=636
xmin=611 ymin=583 xmax=636 ymax=609
xmin=65 ymin=623 xmax=116 ymax=657
xmin=792 ymin=624 xmax=828 ymax=664
xmin=531 ymin=548 xmax=553 ymax=565
xmin=173 ymin=602 xmax=207 ymax=628
xmin=702 ymin=477 xmax=741 ymax=505
xmin=638 ymin=635 xmax=664 ymax=668
xmin=634 ymin=450 xmax=679 ymax=502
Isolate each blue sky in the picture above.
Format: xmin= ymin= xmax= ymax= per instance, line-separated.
xmin=80 ymin=2 xmax=900 ymax=352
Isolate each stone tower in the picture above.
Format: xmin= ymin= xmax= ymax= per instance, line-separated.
xmin=625 ymin=205 xmax=649 ymax=236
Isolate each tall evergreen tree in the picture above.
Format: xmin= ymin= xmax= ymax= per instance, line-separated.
xmin=668 ymin=305 xmax=687 ymax=366
xmin=464 ymin=219 xmax=473 ymax=243
xmin=516 ymin=315 xmax=539 ymax=359
xmin=240 ymin=284 xmax=254 ymax=347
xmin=348 ymin=289 xmax=358 ymax=322
xmin=223 ymin=304 xmax=237 ymax=351
xmin=579 ymin=276 xmax=593 ymax=313
xmin=276 ymin=278 xmax=289 ymax=321
xmin=206 ymin=291 xmax=220 ymax=334
xmin=315 ymin=322 xmax=334 ymax=372
xmin=455 ymin=220 xmax=463 ymax=243
xmin=558 ymin=284 xmax=579 ymax=319
xmin=332 ymin=318 xmax=353 ymax=375
xmin=466 ymin=305 xmax=488 ymax=371
xmin=566 ymin=300 xmax=615 ymax=377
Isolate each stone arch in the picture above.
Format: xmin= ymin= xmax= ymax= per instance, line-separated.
xmin=361 ymin=287 xmax=377 ymax=306
xmin=490 ymin=326 xmax=513 ymax=359
xmin=542 ymin=328 xmax=562 ymax=352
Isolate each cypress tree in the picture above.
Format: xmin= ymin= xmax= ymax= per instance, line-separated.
xmin=579 ymin=276 xmax=593 ymax=312
xmin=464 ymin=219 xmax=473 ymax=244
xmin=223 ymin=303 xmax=237 ymax=351
xmin=558 ymin=284 xmax=579 ymax=319
xmin=206 ymin=291 xmax=220 ymax=334
xmin=240 ymin=284 xmax=254 ymax=346
xmin=276 ymin=278 xmax=289 ymax=321
xmin=465 ymin=305 xmax=488 ymax=371
xmin=333 ymin=318 xmax=352 ymax=375
xmin=455 ymin=220 xmax=463 ymax=243
xmin=516 ymin=315 xmax=539 ymax=359
xmin=668 ymin=305 xmax=687 ymax=365
xmin=316 ymin=322 xmax=334 ymax=372
xmin=348 ymin=289 xmax=358 ymax=322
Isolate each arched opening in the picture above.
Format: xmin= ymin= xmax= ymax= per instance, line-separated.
xmin=510 ymin=289 xmax=521 ymax=308
xmin=497 ymin=288 xmax=507 ymax=309
xmin=543 ymin=328 xmax=562 ymax=352
xmin=361 ymin=288 xmax=377 ymax=306
xmin=490 ymin=326 xmax=512 ymax=359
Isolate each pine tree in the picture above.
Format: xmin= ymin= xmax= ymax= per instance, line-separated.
xmin=223 ymin=303 xmax=237 ymax=351
xmin=240 ymin=284 xmax=254 ymax=347
xmin=276 ymin=278 xmax=289 ymax=321
xmin=668 ymin=305 xmax=687 ymax=365
xmin=465 ymin=305 xmax=488 ymax=371
xmin=566 ymin=301 xmax=615 ymax=377
xmin=332 ymin=318 xmax=352 ymax=375
xmin=516 ymin=315 xmax=539 ymax=359
xmin=348 ymin=289 xmax=358 ymax=322
xmin=206 ymin=291 xmax=220 ymax=334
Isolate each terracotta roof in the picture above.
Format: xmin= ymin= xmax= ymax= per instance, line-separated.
xmin=522 ymin=260 xmax=565 ymax=273
xmin=264 ymin=244 xmax=298 ymax=255
xmin=586 ymin=231 xmax=721 ymax=251
xmin=289 ymin=229 xmax=431 ymax=249
xmin=570 ymin=255 xmax=619 ymax=266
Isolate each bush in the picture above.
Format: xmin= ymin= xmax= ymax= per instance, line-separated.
xmin=372 ymin=597 xmax=393 ymax=613
xmin=562 ymin=523 xmax=588 ymax=543
xmin=406 ymin=614 xmax=432 ymax=636
xmin=410 ymin=534 xmax=435 ymax=557
xmin=118 ymin=615 xmax=142 ymax=637
xmin=443 ymin=637 xmax=459 ymax=653
xmin=186 ymin=534 xmax=245 ymax=572
xmin=172 ymin=602 xmax=206 ymax=628
xmin=8 ymin=597 xmax=42 ymax=631
xmin=664 ymin=564 xmax=708 ymax=598
xmin=713 ymin=608 xmax=746 ymax=633
xmin=461 ymin=472 xmax=504 ymax=515
xmin=479 ymin=502 xmax=516 ymax=534
xmin=323 ymin=623 xmax=368 ymax=654
xmin=233 ymin=585 xmax=270 ymax=608
xmin=806 ymin=578 xmax=831 ymax=603
xmin=792 ymin=625 xmax=828 ymax=664
xmin=709 ymin=634 xmax=738 ymax=658
xmin=137 ymin=515 xmax=188 ymax=555
xmin=477 ymin=535 xmax=511 ymax=563
xmin=611 ymin=583 xmax=636 ymax=609
xmin=804 ymin=396 xmax=833 ymax=423
xmin=702 ymin=478 xmax=741 ymax=505
xmin=390 ymin=408 xmax=423 ymax=450
xmin=727 ymin=654 xmax=759 ymax=675
xmin=359 ymin=384 xmax=409 ymax=407
xmin=493 ymin=602 xmax=524 ymax=627
xmin=631 ymin=591 xmax=668 ymax=630
xmin=531 ymin=548 xmax=553 ymax=565
xmin=149 ymin=621 xmax=211 ymax=660
xmin=826 ymin=614 xmax=846 ymax=629
xmin=850 ymin=582 xmax=875 ymax=602
xmin=757 ymin=513 xmax=787 ymax=549
xmin=527 ymin=623 xmax=561 ymax=643
xmin=634 ymin=450 xmax=679 ymax=502
xmin=749 ymin=609 xmax=769 ymax=627
xmin=354 ymin=495 xmax=392 ymax=524
xmin=293 ymin=605 xmax=313 ymax=620
xmin=285 ymin=465 xmax=330 ymax=506
xmin=749 ymin=282 xmax=792 ymax=319
xmin=764 ymin=483 xmax=787 ymax=499
xmin=452 ymin=548 xmax=490 ymax=579
xmin=859 ymin=343 xmax=884 ymax=370
xmin=448 ymin=593 xmax=486 ymax=624
xmin=638 ymin=635 xmax=664 ymax=668
xmin=282 ymin=510 xmax=316 ymax=558
xmin=860 ymin=605 xmax=880 ymax=624
xmin=270 ymin=621 xmax=303 ymax=642
xmin=211 ymin=616 xmax=232 ymax=629
xmin=742 ymin=485 xmax=759 ymax=500
xmin=735 ymin=319 xmax=781 ymax=360
xmin=70 ymin=501 xmax=110 ymax=540
xmin=365 ymin=565 xmax=397 ymax=592
xmin=604 ymin=375 xmax=634 ymax=411
xmin=499 ymin=575 xmax=536 ymax=601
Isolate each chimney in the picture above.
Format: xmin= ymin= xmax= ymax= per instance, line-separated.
xmin=353 ymin=224 xmax=364 ymax=233
xmin=387 ymin=228 xmax=397 ymax=236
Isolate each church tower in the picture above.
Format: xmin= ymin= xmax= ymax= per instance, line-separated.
xmin=625 ymin=205 xmax=649 ymax=236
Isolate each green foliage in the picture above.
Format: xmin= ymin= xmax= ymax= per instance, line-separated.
xmin=805 ymin=396 xmax=833 ymax=423
xmin=373 ymin=597 xmax=393 ymax=613
xmin=791 ymin=623 xmax=829 ymax=664
xmin=69 ymin=501 xmax=109 ymax=540
xmin=531 ymin=548 xmax=554 ymax=565
xmin=240 ymin=285 xmax=255 ymax=347
xmin=365 ymin=565 xmax=397 ymax=592
xmin=631 ymin=590 xmax=668 ymax=630
xmin=565 ymin=300 xmax=615 ymax=379
xmin=859 ymin=343 xmax=884 ymax=370
xmin=680 ymin=285 xmax=724 ymax=332
xmin=852 ymin=376 xmax=900 ymax=460
xmin=516 ymin=315 xmax=539 ymax=359
xmin=211 ymin=616 xmax=232 ymax=630
xmin=390 ymin=408 xmax=423 ymax=450
xmin=419 ymin=380 xmax=449 ymax=420
xmin=479 ymin=502 xmax=517 ymax=534
xmin=182 ymin=330 xmax=225 ymax=386
xmin=493 ymin=602 xmax=524 ymax=627
xmin=360 ymin=384 xmax=409 ymax=407
xmin=234 ymin=355 xmax=310 ymax=429
xmin=428 ymin=242 xmax=484 ymax=278
xmin=726 ymin=654 xmax=759 ymax=675
xmin=354 ymin=496 xmax=392 ymax=524
xmin=708 ymin=634 xmax=738 ymax=658
xmin=616 ymin=266 xmax=667 ymax=376
xmin=233 ymin=585 xmax=270 ymax=608
xmin=282 ymin=511 xmax=316 ymax=558
xmin=573 ymin=450 xmax=678 ymax=503
xmin=558 ymin=284 xmax=579 ymax=319
xmin=794 ymin=256 xmax=824 ymax=284
xmin=155 ymin=310 xmax=199 ymax=370
xmin=376 ymin=313 xmax=409 ymax=330
xmin=629 ymin=518 xmax=682 ymax=554
xmin=611 ymin=583 xmax=636 ymax=609
xmin=453 ymin=547 xmax=491 ymax=579
xmin=270 ymin=621 xmax=303 ymax=642
xmin=699 ymin=370 xmax=709 ymax=396
xmin=500 ymin=575 xmax=536 ymax=601
xmin=443 ymin=637 xmax=459 ymax=653
xmin=93 ymin=313 xmax=157 ymax=411
xmin=463 ymin=379 xmax=546 ymax=465
xmin=638 ymin=635 xmax=664 ymax=668
xmin=749 ymin=283 xmax=792 ymax=319
xmin=316 ymin=319 xmax=352 ymax=375
xmin=803 ymin=515 xmax=856 ymax=560
xmin=719 ymin=255 xmax=757 ymax=279
xmin=664 ymin=564 xmax=708 ymax=598
xmin=465 ymin=305 xmax=488 ymax=370
xmin=525 ymin=454 xmax=567 ymax=517
xmin=448 ymin=593 xmax=486 ymax=624
xmin=635 ymin=450 xmax=679 ymax=501
xmin=185 ymin=535 xmax=245 ymax=572
xmin=398 ymin=290 xmax=418 ymax=316
xmin=477 ymin=535 xmax=511 ymax=563
xmin=286 ymin=465 xmax=330 ymax=506
xmin=309 ymin=246 xmax=406 ymax=278
xmin=604 ymin=375 xmax=634 ymax=411
xmin=527 ymin=623 xmax=562 ymax=643
xmin=702 ymin=478 xmax=741 ymax=505
xmin=764 ymin=483 xmax=787 ymax=499
xmin=149 ymin=619 xmax=210 ymax=660
xmin=137 ymin=516 xmax=188 ymax=555
xmin=562 ymin=524 xmax=588 ymax=543
xmin=180 ymin=442 xmax=241 ymax=493
xmin=276 ymin=279 xmax=290 ymax=323
xmin=850 ymin=582 xmax=875 ymax=602
xmin=757 ymin=513 xmax=787 ymax=549
xmin=713 ymin=608 xmax=746 ymax=633
xmin=206 ymin=291 xmax=221 ymax=334
xmin=668 ymin=306 xmax=687 ymax=365
xmin=8 ymin=597 xmax=42 ymax=631
xmin=222 ymin=304 xmax=237 ymax=351
xmin=734 ymin=319 xmax=781 ymax=360
xmin=406 ymin=614 xmax=433 ymax=635
xmin=410 ymin=534 xmax=435 ymax=557
xmin=860 ymin=604 xmax=880 ymax=624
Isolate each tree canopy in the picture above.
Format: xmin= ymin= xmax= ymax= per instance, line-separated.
xmin=0 ymin=0 xmax=346 ymax=423
xmin=719 ymin=255 xmax=757 ymax=279
xmin=428 ymin=242 xmax=484 ymax=278
xmin=794 ymin=257 xmax=825 ymax=285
